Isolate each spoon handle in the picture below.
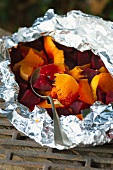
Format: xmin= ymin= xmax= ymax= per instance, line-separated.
xmin=48 ymin=96 xmax=72 ymax=146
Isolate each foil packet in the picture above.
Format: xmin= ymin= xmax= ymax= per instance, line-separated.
xmin=0 ymin=9 xmax=113 ymax=149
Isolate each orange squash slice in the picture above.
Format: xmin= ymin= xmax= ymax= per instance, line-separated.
xmin=98 ymin=73 xmax=113 ymax=93
xmin=53 ymin=73 xmax=79 ymax=106
xmin=78 ymin=79 xmax=95 ymax=105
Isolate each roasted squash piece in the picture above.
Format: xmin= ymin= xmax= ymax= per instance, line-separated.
xmin=13 ymin=48 xmax=44 ymax=81
xmin=50 ymin=87 xmax=57 ymax=99
xmin=53 ymin=73 xmax=79 ymax=106
xmin=20 ymin=45 xmax=48 ymax=64
xmin=38 ymin=99 xmax=63 ymax=108
xmin=98 ymin=73 xmax=113 ymax=93
xmin=99 ymin=66 xmax=108 ymax=73
xmin=78 ymin=79 xmax=95 ymax=105
xmin=90 ymin=75 xmax=100 ymax=101
xmin=44 ymin=36 xmax=64 ymax=64
xmin=70 ymin=66 xmax=84 ymax=81
xmin=79 ymin=63 xmax=91 ymax=69
xmin=20 ymin=65 xmax=34 ymax=81
xmin=76 ymin=114 xmax=83 ymax=120
xmin=14 ymin=48 xmax=44 ymax=69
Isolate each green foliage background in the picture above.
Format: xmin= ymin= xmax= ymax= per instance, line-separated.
xmin=0 ymin=0 xmax=113 ymax=33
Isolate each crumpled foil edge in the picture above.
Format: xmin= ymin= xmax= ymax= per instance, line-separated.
xmin=0 ymin=9 xmax=113 ymax=149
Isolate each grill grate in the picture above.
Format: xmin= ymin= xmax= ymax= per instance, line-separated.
xmin=0 ymin=113 xmax=113 ymax=170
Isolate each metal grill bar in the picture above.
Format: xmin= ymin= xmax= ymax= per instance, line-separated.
xmin=0 ymin=113 xmax=113 ymax=169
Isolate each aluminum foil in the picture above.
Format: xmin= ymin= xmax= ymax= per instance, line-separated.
xmin=1 ymin=9 xmax=113 ymax=149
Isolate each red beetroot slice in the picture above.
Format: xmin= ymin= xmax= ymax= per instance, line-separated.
xmin=82 ymin=68 xmax=100 ymax=83
xmin=33 ymin=75 xmax=52 ymax=91
xmin=18 ymin=82 xmax=28 ymax=100
xmin=55 ymin=42 xmax=73 ymax=53
xmin=40 ymin=64 xmax=61 ymax=81
xmin=64 ymin=50 xmax=78 ymax=69
xmin=9 ymin=46 xmax=23 ymax=65
xmin=65 ymin=56 xmax=76 ymax=69
xmin=46 ymin=107 xmax=72 ymax=118
xmin=106 ymin=91 xmax=113 ymax=104
xmin=65 ymin=50 xmax=78 ymax=62
xmin=22 ymin=37 xmax=43 ymax=51
xmin=20 ymin=89 xmax=40 ymax=108
xmin=77 ymin=51 xmax=91 ymax=66
xmin=70 ymin=100 xmax=90 ymax=115
xmin=97 ymin=88 xmax=106 ymax=104
xmin=91 ymin=54 xmax=104 ymax=69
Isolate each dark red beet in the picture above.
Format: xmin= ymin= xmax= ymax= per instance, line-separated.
xmin=40 ymin=64 xmax=61 ymax=81
xmin=14 ymin=72 xmax=28 ymax=85
xmin=33 ymin=75 xmax=52 ymax=91
xmin=18 ymin=82 xmax=28 ymax=100
xmin=82 ymin=68 xmax=100 ymax=83
xmin=55 ymin=42 xmax=74 ymax=53
xmin=20 ymin=89 xmax=40 ymax=108
xmin=46 ymin=107 xmax=72 ymax=118
xmin=106 ymin=91 xmax=113 ymax=104
xmin=77 ymin=51 xmax=91 ymax=66
xmin=65 ymin=56 xmax=76 ymax=69
xmin=91 ymin=54 xmax=104 ymax=69
xmin=9 ymin=46 xmax=23 ymax=65
xmin=56 ymin=108 xmax=72 ymax=116
xmin=71 ymin=49 xmax=79 ymax=63
xmin=70 ymin=100 xmax=90 ymax=115
xmin=64 ymin=50 xmax=78 ymax=69
xmin=97 ymin=88 xmax=106 ymax=103
xmin=98 ymin=59 xmax=104 ymax=68
xmin=22 ymin=37 xmax=43 ymax=51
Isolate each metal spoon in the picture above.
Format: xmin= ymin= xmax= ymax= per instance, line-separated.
xmin=30 ymin=68 xmax=72 ymax=146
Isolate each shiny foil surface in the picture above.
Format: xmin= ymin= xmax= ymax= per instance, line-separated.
xmin=0 ymin=9 xmax=113 ymax=149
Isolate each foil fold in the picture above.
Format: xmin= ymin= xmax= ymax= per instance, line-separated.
xmin=0 ymin=9 xmax=113 ymax=149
